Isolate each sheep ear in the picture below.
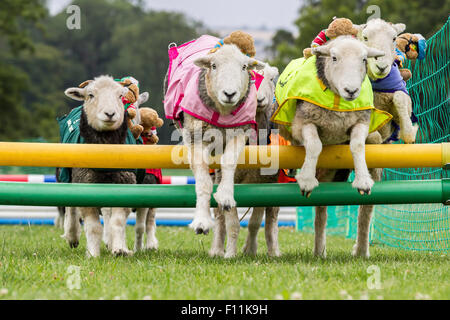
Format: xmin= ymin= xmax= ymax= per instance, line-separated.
xmin=248 ymin=59 xmax=266 ymax=71
xmin=367 ymin=47 xmax=385 ymax=58
xmin=270 ymin=66 xmax=279 ymax=76
xmin=312 ymin=45 xmax=331 ymax=57
xmin=65 ymin=87 xmax=86 ymax=101
xmin=138 ymin=92 xmax=149 ymax=105
xmin=194 ymin=56 xmax=212 ymax=69
xmin=79 ymin=80 xmax=93 ymax=88
xmin=393 ymin=23 xmax=406 ymax=35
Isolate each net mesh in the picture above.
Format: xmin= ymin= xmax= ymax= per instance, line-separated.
xmin=297 ymin=16 xmax=449 ymax=252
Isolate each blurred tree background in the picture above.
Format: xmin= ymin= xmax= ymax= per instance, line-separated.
xmin=0 ymin=0 xmax=448 ymax=144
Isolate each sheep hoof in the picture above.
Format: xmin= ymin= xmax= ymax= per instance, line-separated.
xmin=301 ymin=190 xmax=312 ymax=198
xmin=358 ymin=189 xmax=371 ymax=196
xmin=69 ymin=241 xmax=79 ymax=249
xmin=112 ymin=248 xmax=133 ymax=257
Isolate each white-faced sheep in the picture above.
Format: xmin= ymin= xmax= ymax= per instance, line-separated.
xmin=351 ymin=18 xmax=419 ymax=257
xmin=209 ymin=63 xmax=281 ymax=258
xmin=62 ymin=75 xmax=137 ymax=257
xmin=164 ymin=34 xmax=265 ymax=237
xmin=272 ymin=36 xmax=391 ymax=258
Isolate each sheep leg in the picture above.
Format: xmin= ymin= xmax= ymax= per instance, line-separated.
xmin=145 ymin=208 xmax=158 ymax=250
xmin=55 ymin=207 xmax=65 ymax=228
xmin=102 ymin=207 xmax=112 ymax=248
xmin=109 ymin=207 xmax=132 ymax=256
xmin=294 ymin=123 xmax=322 ymax=196
xmin=314 ymin=206 xmax=328 ymax=258
xmin=214 ymin=133 xmax=246 ymax=210
xmin=242 ymin=207 xmax=265 ymax=256
xmin=209 ymin=207 xmax=226 ymax=257
xmin=62 ymin=207 xmax=81 ymax=248
xmin=393 ymin=91 xmax=417 ymax=144
xmin=134 ymin=207 xmax=147 ymax=251
xmin=350 ymin=123 xmax=373 ymax=195
xmin=80 ymin=207 xmax=102 ymax=258
xmin=187 ymin=139 xmax=214 ymax=235
xmin=353 ymin=167 xmax=382 ymax=258
xmin=265 ymin=207 xmax=281 ymax=257
xmin=224 ymin=207 xmax=240 ymax=258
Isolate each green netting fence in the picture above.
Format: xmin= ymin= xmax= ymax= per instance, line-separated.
xmin=296 ymin=16 xmax=449 ymax=252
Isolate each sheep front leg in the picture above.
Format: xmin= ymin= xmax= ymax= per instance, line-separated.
xmin=350 ymin=123 xmax=373 ymax=195
xmin=109 ymin=207 xmax=132 ymax=256
xmin=145 ymin=208 xmax=158 ymax=250
xmin=393 ymin=91 xmax=417 ymax=144
xmin=224 ymin=207 xmax=240 ymax=258
xmin=242 ymin=207 xmax=264 ymax=256
xmin=188 ymin=141 xmax=214 ymax=235
xmin=293 ymin=123 xmax=322 ymax=197
xmin=134 ymin=208 xmax=147 ymax=251
xmin=314 ymin=206 xmax=327 ymax=257
xmin=62 ymin=207 xmax=81 ymax=248
xmin=80 ymin=207 xmax=102 ymax=258
xmin=265 ymin=207 xmax=281 ymax=257
xmin=209 ymin=207 xmax=226 ymax=257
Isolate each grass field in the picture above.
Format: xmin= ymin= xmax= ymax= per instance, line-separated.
xmin=0 ymin=225 xmax=448 ymax=300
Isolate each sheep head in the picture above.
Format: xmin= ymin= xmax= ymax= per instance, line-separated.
xmin=194 ymin=44 xmax=265 ymax=115
xmin=356 ymin=18 xmax=406 ymax=80
xmin=256 ymin=63 xmax=279 ymax=111
xmin=65 ymin=75 xmax=128 ymax=131
xmin=313 ymin=36 xmax=384 ymax=101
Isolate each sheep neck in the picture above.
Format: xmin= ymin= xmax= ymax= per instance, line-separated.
xmin=198 ymin=69 xmax=251 ymax=116
xmin=80 ymin=108 xmax=129 ymax=144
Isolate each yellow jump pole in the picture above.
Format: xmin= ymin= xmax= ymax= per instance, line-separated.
xmin=0 ymin=142 xmax=446 ymax=169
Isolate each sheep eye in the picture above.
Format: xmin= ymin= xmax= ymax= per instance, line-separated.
xmin=393 ymin=37 xmax=396 ymax=42
xmin=88 ymin=94 xmax=94 ymax=99
xmin=211 ymin=63 xmax=216 ymax=70
xmin=363 ymin=36 xmax=368 ymax=41
xmin=363 ymin=58 xmax=367 ymax=63
xmin=332 ymin=56 xmax=337 ymax=62
xmin=242 ymin=65 xmax=247 ymax=71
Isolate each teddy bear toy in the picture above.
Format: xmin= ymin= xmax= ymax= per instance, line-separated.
xmin=209 ymin=30 xmax=256 ymax=57
xmin=395 ymin=33 xmax=427 ymax=81
xmin=303 ymin=17 xmax=359 ymax=58
xmin=139 ymin=107 xmax=164 ymax=145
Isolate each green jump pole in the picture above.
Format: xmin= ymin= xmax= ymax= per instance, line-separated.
xmin=0 ymin=180 xmax=448 ymax=207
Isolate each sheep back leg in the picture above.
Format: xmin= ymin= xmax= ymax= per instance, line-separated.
xmin=145 ymin=208 xmax=158 ymax=250
xmin=80 ymin=207 xmax=102 ymax=258
xmin=55 ymin=207 xmax=65 ymax=228
xmin=350 ymin=123 xmax=373 ymax=194
xmin=292 ymin=122 xmax=322 ymax=196
xmin=224 ymin=207 xmax=240 ymax=259
xmin=134 ymin=207 xmax=147 ymax=251
xmin=393 ymin=91 xmax=417 ymax=144
xmin=242 ymin=207 xmax=265 ymax=256
xmin=109 ymin=207 xmax=132 ymax=256
xmin=62 ymin=207 xmax=81 ymax=248
xmin=102 ymin=207 xmax=112 ymax=248
xmin=265 ymin=207 xmax=281 ymax=257
xmin=314 ymin=206 xmax=328 ymax=258
xmin=209 ymin=207 xmax=226 ymax=257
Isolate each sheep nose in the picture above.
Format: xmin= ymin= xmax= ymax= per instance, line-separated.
xmin=257 ymin=97 xmax=266 ymax=103
xmin=104 ymin=111 xmax=115 ymax=119
xmin=344 ymin=88 xmax=358 ymax=96
xmin=223 ymin=90 xmax=237 ymax=100
xmin=376 ymin=65 xmax=387 ymax=73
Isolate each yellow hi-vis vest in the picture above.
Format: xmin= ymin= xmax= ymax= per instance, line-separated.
xmin=271 ymin=56 xmax=392 ymax=132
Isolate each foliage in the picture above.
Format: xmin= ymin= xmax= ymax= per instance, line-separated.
xmin=270 ymin=0 xmax=450 ymax=71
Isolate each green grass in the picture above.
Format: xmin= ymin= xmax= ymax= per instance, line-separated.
xmin=0 ymin=225 xmax=448 ymax=300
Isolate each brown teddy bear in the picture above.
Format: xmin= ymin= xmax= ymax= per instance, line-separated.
xmin=117 ymin=76 xmax=145 ymax=139
xmin=303 ymin=17 xmax=359 ymax=58
xmin=139 ymin=107 xmax=164 ymax=145
xmin=395 ymin=33 xmax=426 ymax=81
xmin=209 ymin=30 xmax=256 ymax=58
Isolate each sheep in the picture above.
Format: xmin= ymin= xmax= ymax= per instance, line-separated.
xmin=351 ymin=19 xmax=419 ymax=257
xmin=62 ymin=75 xmax=136 ymax=257
xmin=209 ymin=63 xmax=282 ymax=258
xmin=357 ymin=18 xmax=418 ymax=144
xmin=272 ymin=36 xmax=389 ymax=258
xmin=164 ymin=35 xmax=265 ymax=237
